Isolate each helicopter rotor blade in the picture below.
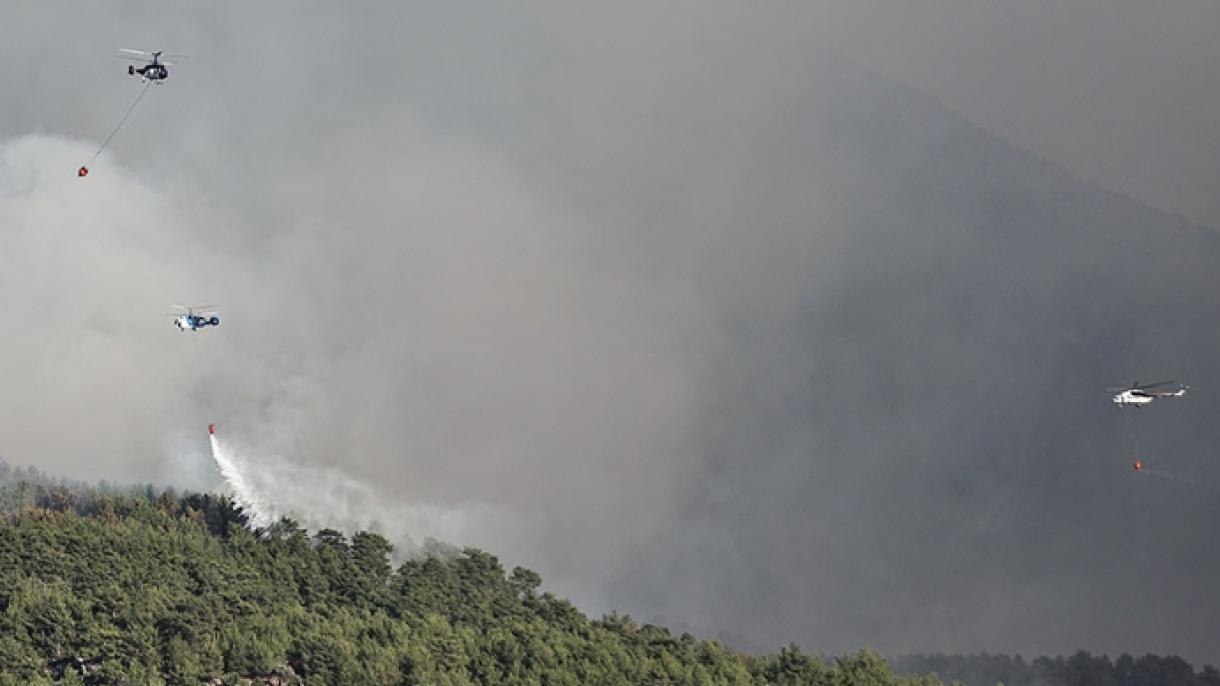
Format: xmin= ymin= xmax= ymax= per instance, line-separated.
xmin=1136 ymin=380 xmax=1176 ymax=389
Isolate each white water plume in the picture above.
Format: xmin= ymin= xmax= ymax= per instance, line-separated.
xmin=209 ymin=434 xmax=276 ymax=528
xmin=207 ymin=430 xmax=503 ymax=555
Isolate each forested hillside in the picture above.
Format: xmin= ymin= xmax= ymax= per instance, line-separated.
xmin=0 ymin=469 xmax=940 ymax=685
xmin=893 ymin=653 xmax=1220 ymax=686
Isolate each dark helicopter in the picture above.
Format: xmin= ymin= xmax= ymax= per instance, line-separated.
xmin=119 ymin=49 xmax=179 ymax=83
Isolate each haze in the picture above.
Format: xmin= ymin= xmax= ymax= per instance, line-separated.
xmin=1 ymin=1 xmax=1218 ymax=665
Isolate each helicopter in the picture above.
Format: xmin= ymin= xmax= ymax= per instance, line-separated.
xmin=170 ymin=305 xmax=220 ymax=332
xmin=1110 ymin=380 xmax=1188 ymax=407
xmin=118 ymin=49 xmax=178 ymax=83
xmin=77 ymin=48 xmax=181 ymax=178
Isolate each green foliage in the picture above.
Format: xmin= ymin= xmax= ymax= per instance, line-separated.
xmin=0 ymin=474 xmax=942 ymax=685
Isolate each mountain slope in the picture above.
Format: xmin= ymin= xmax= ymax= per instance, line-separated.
xmin=604 ymin=60 xmax=1220 ymax=659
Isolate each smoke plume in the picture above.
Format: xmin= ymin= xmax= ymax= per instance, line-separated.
xmin=2 ymin=1 xmax=1220 ymax=666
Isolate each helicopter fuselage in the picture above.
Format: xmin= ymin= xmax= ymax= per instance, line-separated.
xmin=1112 ymin=388 xmax=1186 ymax=406
xmin=1112 ymin=390 xmax=1156 ymax=406
xmin=174 ymin=314 xmax=219 ymax=332
xmin=128 ymin=63 xmax=168 ymax=81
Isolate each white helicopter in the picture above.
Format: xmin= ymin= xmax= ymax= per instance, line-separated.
xmin=170 ymin=305 xmax=220 ymax=332
xmin=1110 ymin=380 xmax=1188 ymax=407
xmin=118 ymin=49 xmax=181 ymax=83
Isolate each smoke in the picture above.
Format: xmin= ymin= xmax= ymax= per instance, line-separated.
xmin=0 ymin=134 xmax=235 ymax=479
xmin=2 ymin=1 xmax=1220 ymax=666
xmin=0 ymin=126 xmax=703 ymax=606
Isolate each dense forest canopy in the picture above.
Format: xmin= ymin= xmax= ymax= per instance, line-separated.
xmin=0 ymin=466 xmax=943 ymax=685
xmin=894 ymin=653 xmax=1220 ymax=686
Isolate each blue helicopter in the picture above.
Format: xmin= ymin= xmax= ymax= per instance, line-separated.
xmin=170 ymin=305 xmax=220 ymax=332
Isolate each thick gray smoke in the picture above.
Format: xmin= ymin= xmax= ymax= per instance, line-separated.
xmin=2 ymin=1 xmax=1219 ymax=666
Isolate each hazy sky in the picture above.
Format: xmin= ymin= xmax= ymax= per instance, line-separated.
xmin=2 ymin=1 xmax=1219 ymax=666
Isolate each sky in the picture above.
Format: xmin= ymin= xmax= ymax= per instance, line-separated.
xmin=1 ymin=1 xmax=1219 ymax=666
